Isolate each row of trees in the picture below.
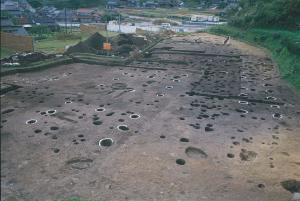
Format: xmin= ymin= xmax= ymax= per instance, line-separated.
xmin=227 ymin=0 xmax=300 ymax=29
xmin=28 ymin=0 xmax=106 ymax=9
xmin=28 ymin=0 xmax=221 ymax=9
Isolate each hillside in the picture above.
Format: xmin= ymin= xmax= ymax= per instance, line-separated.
xmin=227 ymin=0 xmax=300 ymax=29
xmin=210 ymin=0 xmax=300 ymax=90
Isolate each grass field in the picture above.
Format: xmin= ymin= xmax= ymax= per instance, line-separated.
xmin=119 ymin=8 xmax=221 ymax=19
xmin=209 ymin=25 xmax=300 ymax=91
xmin=35 ymin=31 xmax=118 ymax=54
xmin=0 ymin=47 xmax=16 ymax=59
xmin=1 ymin=31 xmax=118 ymax=57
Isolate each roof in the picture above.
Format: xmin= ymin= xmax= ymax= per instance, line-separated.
xmin=77 ymin=8 xmax=95 ymax=14
xmin=1 ymin=0 xmax=21 ymax=11
xmin=1 ymin=25 xmax=29 ymax=36
xmin=55 ymin=10 xmax=76 ymax=18
xmin=18 ymin=16 xmax=34 ymax=25
xmin=35 ymin=17 xmax=56 ymax=24
xmin=77 ymin=15 xmax=93 ymax=19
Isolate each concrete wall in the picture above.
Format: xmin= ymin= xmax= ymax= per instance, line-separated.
xmin=1 ymin=32 xmax=33 ymax=52
xmin=107 ymin=24 xmax=137 ymax=33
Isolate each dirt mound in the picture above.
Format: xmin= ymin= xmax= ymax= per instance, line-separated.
xmin=84 ymin=32 xmax=106 ymax=50
xmin=160 ymin=29 xmax=176 ymax=37
xmin=281 ymin=180 xmax=300 ymax=193
xmin=66 ymin=32 xmax=106 ymax=54
xmin=111 ymin=34 xmax=148 ymax=56
xmin=66 ymin=32 xmax=149 ymax=57
xmin=113 ymin=33 xmax=147 ymax=48
xmin=66 ymin=41 xmax=95 ymax=54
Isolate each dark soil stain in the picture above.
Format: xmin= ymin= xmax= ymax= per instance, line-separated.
xmin=185 ymin=147 xmax=208 ymax=159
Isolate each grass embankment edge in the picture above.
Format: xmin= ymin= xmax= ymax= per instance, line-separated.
xmin=208 ymin=25 xmax=300 ymax=91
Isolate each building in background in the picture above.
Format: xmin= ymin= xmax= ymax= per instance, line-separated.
xmin=107 ymin=0 xmax=120 ymax=9
xmin=1 ymin=0 xmax=22 ymax=16
xmin=1 ymin=17 xmax=29 ymax=36
xmin=76 ymin=8 xmax=102 ymax=23
xmin=190 ymin=14 xmax=220 ymax=22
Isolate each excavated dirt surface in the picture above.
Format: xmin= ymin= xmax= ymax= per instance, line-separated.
xmin=1 ymin=33 xmax=300 ymax=201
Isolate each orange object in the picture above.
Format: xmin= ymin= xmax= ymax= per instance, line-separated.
xmin=103 ymin=42 xmax=112 ymax=51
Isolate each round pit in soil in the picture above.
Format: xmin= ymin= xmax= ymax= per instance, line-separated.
xmin=99 ymin=138 xmax=113 ymax=147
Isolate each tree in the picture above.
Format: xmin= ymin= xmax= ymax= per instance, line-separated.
xmin=228 ymin=0 xmax=300 ymax=29
xmin=28 ymin=0 xmax=43 ymax=8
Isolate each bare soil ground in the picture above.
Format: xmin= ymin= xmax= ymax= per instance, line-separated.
xmin=1 ymin=33 xmax=300 ymax=201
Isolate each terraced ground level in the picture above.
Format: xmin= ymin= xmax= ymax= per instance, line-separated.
xmin=1 ymin=33 xmax=300 ymax=201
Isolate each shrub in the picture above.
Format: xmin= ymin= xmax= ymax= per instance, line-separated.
xmin=286 ymin=39 xmax=300 ymax=55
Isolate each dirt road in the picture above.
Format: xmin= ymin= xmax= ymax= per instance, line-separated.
xmin=1 ymin=33 xmax=300 ymax=201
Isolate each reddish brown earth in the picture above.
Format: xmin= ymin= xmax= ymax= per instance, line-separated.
xmin=1 ymin=33 xmax=300 ymax=201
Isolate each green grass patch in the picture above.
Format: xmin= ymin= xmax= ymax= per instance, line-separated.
xmin=0 ymin=47 xmax=17 ymax=59
xmin=35 ymin=38 xmax=82 ymax=54
xmin=209 ymin=25 xmax=300 ymax=91
xmin=35 ymin=31 xmax=118 ymax=54
xmin=120 ymin=8 xmax=220 ymax=19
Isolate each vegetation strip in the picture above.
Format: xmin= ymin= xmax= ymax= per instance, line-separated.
xmin=209 ymin=25 xmax=300 ymax=91
xmin=152 ymin=51 xmax=243 ymax=58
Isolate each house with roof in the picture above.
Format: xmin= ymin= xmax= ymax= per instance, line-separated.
xmin=18 ymin=0 xmax=35 ymax=13
xmin=35 ymin=16 xmax=59 ymax=30
xmin=75 ymin=8 xmax=102 ymax=23
xmin=127 ymin=0 xmax=140 ymax=7
xmin=55 ymin=9 xmax=77 ymax=23
xmin=76 ymin=8 xmax=95 ymax=23
xmin=1 ymin=0 xmax=22 ymax=17
xmin=143 ymin=1 xmax=158 ymax=8
xmin=158 ymin=0 xmax=180 ymax=7
xmin=38 ymin=6 xmax=59 ymax=18
xmin=107 ymin=0 xmax=120 ymax=9
xmin=17 ymin=15 xmax=35 ymax=26
xmin=1 ymin=17 xmax=29 ymax=36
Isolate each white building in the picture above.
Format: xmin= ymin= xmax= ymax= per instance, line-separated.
xmin=190 ymin=15 xmax=219 ymax=22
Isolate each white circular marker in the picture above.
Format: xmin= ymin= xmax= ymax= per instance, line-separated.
xmin=95 ymin=107 xmax=105 ymax=112
xmin=130 ymin=114 xmax=140 ymax=119
xmin=238 ymin=101 xmax=249 ymax=105
xmin=26 ymin=119 xmax=37 ymax=125
xmin=46 ymin=110 xmax=57 ymax=115
xmin=99 ymin=138 xmax=113 ymax=147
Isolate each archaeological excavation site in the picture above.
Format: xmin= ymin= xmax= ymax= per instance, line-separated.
xmin=1 ymin=33 xmax=300 ymax=201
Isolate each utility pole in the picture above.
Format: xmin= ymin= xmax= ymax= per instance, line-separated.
xmin=70 ymin=9 xmax=73 ymax=33
xmin=118 ymin=14 xmax=121 ymax=33
xmin=64 ymin=8 xmax=67 ymax=35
